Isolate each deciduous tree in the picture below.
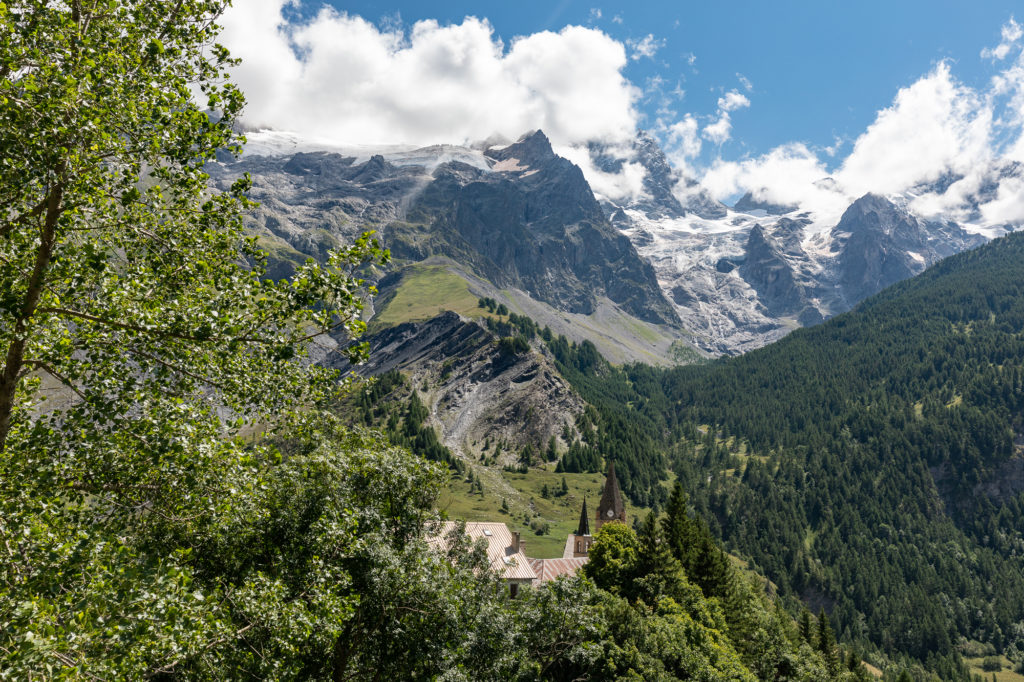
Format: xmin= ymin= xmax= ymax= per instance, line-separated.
xmin=0 ymin=1 xmax=389 ymax=676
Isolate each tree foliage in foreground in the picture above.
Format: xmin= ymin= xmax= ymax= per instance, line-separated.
xmin=0 ymin=0 xmax=398 ymax=675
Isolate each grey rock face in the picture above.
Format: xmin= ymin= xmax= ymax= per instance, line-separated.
xmin=616 ymin=187 xmax=988 ymax=355
xmin=347 ymin=311 xmax=585 ymax=465
xmin=739 ymin=225 xmax=806 ymax=317
xmin=413 ymin=131 xmax=678 ymax=325
xmin=208 ymin=150 xmax=426 ymax=278
xmin=210 ymin=130 xmax=680 ymax=328
xmin=832 ymin=193 xmax=985 ymax=307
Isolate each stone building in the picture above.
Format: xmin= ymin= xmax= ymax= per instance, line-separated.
xmin=564 ymin=497 xmax=595 ymax=558
xmin=554 ymin=461 xmax=627 ymax=565
xmin=430 ymin=521 xmax=536 ymax=597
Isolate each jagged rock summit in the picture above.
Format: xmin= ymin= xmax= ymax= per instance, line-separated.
xmin=831 ymin=193 xmax=983 ymax=307
xmin=209 ymin=129 xmax=682 ymax=334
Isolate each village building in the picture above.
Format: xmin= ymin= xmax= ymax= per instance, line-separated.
xmin=430 ymin=521 xmax=537 ymax=596
xmin=533 ymin=461 xmax=627 ymax=583
xmin=433 ymin=462 xmax=626 ymax=593
xmin=564 ymin=497 xmax=595 ymax=558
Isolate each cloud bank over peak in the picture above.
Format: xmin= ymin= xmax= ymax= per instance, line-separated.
xmin=703 ymin=25 xmax=1024 ymax=230
xmin=837 ymin=62 xmax=993 ymax=197
xmin=219 ymin=1 xmax=640 ymax=150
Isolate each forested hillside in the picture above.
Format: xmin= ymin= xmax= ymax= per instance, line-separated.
xmin=567 ymin=232 xmax=1024 ymax=674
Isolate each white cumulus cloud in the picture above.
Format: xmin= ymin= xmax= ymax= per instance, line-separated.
xmin=836 ymin=62 xmax=994 ymax=198
xmin=702 ymin=143 xmax=849 ymax=223
xmin=719 ymin=90 xmax=750 ymax=111
xmin=218 ymin=2 xmax=640 ymax=149
xmin=628 ymin=33 xmax=665 ymax=61
xmin=702 ymin=114 xmax=733 ymax=145
xmin=701 ymin=89 xmax=750 ymax=144
xmin=982 ymin=18 xmax=1022 ymax=60
xmin=560 ymin=145 xmax=649 ymax=202
xmin=666 ymin=115 xmax=702 ymax=161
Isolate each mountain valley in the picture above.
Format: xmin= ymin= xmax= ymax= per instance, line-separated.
xmin=210 ymin=126 xmax=1024 ymax=677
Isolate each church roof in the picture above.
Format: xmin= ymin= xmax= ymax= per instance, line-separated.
xmin=576 ymin=497 xmax=590 ymax=536
xmin=529 ymin=557 xmax=589 ymax=584
xmin=597 ymin=461 xmax=625 ymax=521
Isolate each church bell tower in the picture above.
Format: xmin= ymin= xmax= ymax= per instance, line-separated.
xmin=595 ymin=461 xmax=626 ymax=530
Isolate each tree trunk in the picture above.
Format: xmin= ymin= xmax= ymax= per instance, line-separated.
xmin=0 ymin=181 xmax=63 ymax=452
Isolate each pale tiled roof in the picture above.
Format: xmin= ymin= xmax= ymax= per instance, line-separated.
xmin=528 ymin=557 xmax=589 ymax=583
xmin=431 ymin=521 xmax=537 ymax=581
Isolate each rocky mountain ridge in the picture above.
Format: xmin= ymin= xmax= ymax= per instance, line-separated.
xmin=214 ymin=128 xmax=1009 ymax=356
xmin=328 ymin=311 xmax=584 ymax=466
xmin=603 ymin=136 xmax=993 ymax=354
xmin=209 ymin=130 xmax=680 ymax=334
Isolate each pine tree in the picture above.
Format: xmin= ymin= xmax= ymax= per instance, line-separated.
xmin=634 ymin=511 xmax=688 ymax=604
xmin=816 ymin=608 xmax=838 ymax=672
xmin=662 ymin=482 xmax=698 ymax=569
xmin=519 ymin=444 xmax=534 ymax=467
xmin=799 ymin=609 xmax=814 ymax=645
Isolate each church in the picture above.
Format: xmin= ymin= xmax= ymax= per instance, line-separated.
xmin=528 ymin=461 xmax=626 ymax=583
xmin=564 ymin=460 xmax=626 ymax=558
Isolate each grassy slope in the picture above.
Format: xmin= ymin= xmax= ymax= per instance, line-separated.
xmin=371 ymin=265 xmax=483 ymax=330
xmin=964 ymin=658 xmax=1024 ymax=682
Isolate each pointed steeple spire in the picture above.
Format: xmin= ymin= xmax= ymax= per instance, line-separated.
xmin=576 ymin=497 xmax=591 ymax=536
xmin=596 ymin=461 xmax=626 ymax=527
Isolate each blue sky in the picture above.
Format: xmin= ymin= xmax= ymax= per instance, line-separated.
xmin=314 ymin=1 xmax=1020 ymax=166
